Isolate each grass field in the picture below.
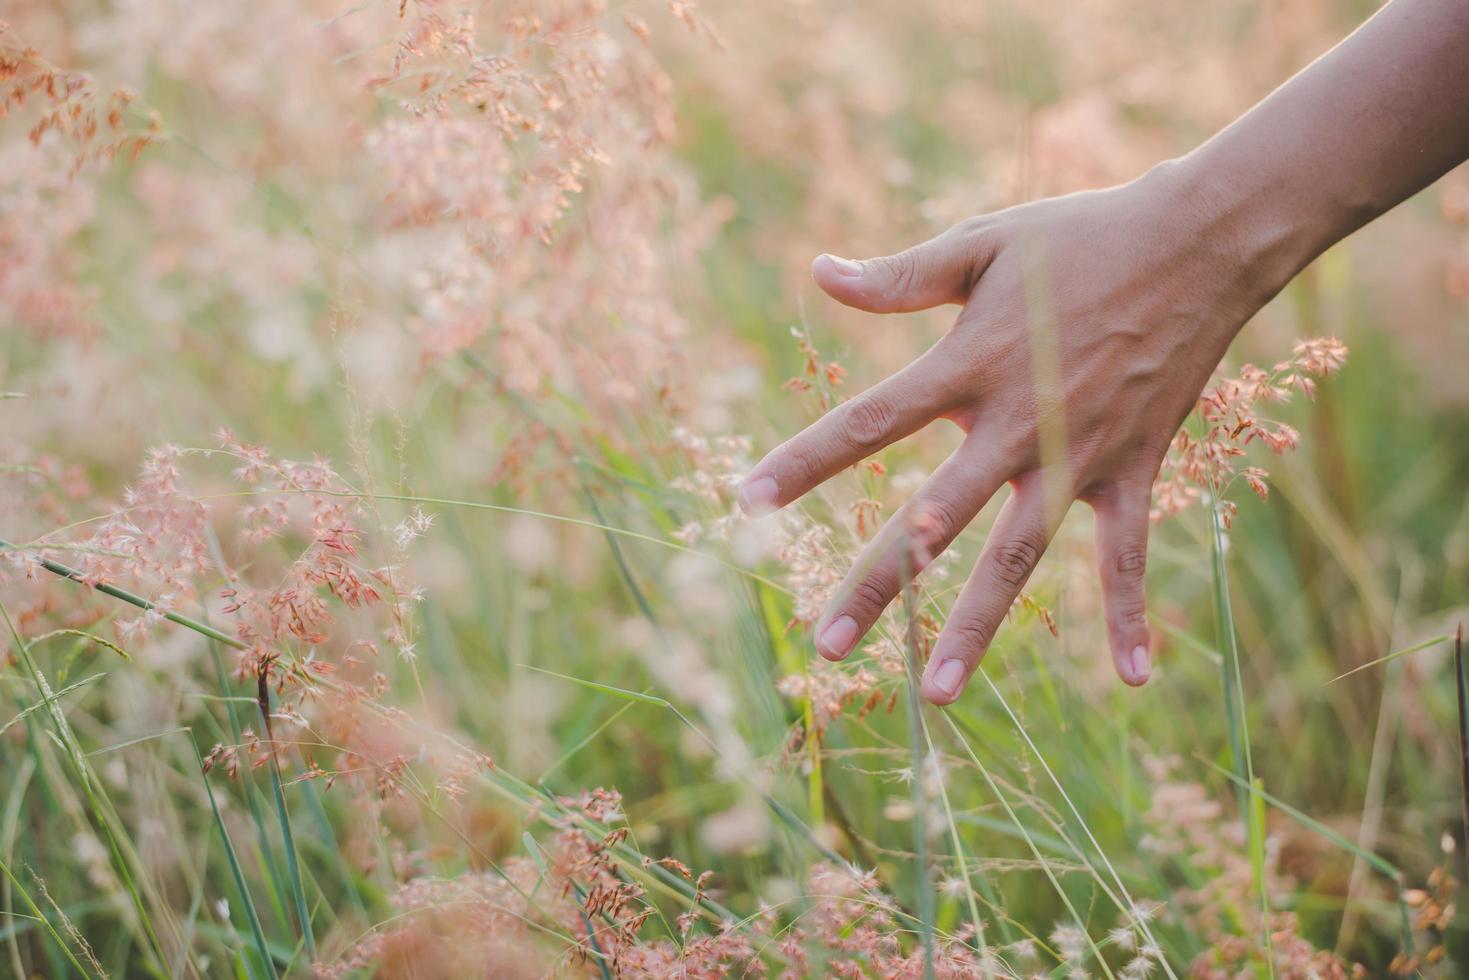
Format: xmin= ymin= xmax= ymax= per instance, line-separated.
xmin=3 ymin=1 xmax=1469 ymax=976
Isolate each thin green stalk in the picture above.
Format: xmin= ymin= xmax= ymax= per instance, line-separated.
xmin=15 ymin=528 xmax=320 ymax=963
xmin=0 ymin=673 xmax=106 ymax=739
xmin=203 ymin=522 xmax=297 ymax=941
xmin=940 ymin=712 xmax=1114 ymax=979
xmin=257 ymin=696 xmax=316 ymax=965
xmin=1209 ymin=508 xmax=1248 ymax=819
xmin=15 ymin=484 xmax=795 ymax=600
xmin=900 ymin=576 xmax=936 ymax=980
xmin=1 ymin=754 xmax=37 ymax=979
xmin=0 ymin=602 xmax=172 ymax=975
xmin=964 ymin=679 xmax=1180 ymax=980
xmin=759 ymin=585 xmax=823 ymax=828
xmin=1208 ymin=502 xmax=1273 ymax=975
xmin=1205 ymin=755 xmax=1416 ymax=954
xmin=204 ymin=639 xmax=292 ymax=942
xmin=1454 ymin=625 xmax=1468 ymax=885
xmin=0 ymin=857 xmax=96 ymax=980
xmin=196 ymin=742 xmax=277 ymax=980
xmin=1325 ymin=633 xmax=1453 ymax=684
xmin=519 ymin=666 xmax=849 ymax=871
xmin=537 ymin=700 xmax=638 ymax=784
xmin=917 ymin=710 xmax=986 ymax=959
xmin=0 ymin=539 xmax=244 ymax=650
xmin=299 ymin=782 xmax=370 ymax=925
xmin=1203 ymin=761 xmax=1402 ymax=880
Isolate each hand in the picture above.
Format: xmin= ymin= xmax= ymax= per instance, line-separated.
xmin=739 ymin=164 xmax=1278 ymax=704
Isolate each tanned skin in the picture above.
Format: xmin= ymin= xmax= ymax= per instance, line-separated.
xmin=736 ymin=0 xmax=1469 ymax=704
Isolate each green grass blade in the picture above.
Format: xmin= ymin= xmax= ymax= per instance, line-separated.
xmin=917 ymin=710 xmax=985 ymax=958
xmin=1454 ymin=625 xmax=1468 ymax=884
xmin=201 ymin=631 xmax=293 ymax=941
xmin=518 ymin=665 xmax=669 ymax=706
xmin=0 ymin=672 xmax=106 ymax=739
xmin=257 ymin=696 xmax=316 ymax=966
xmin=962 ymin=679 xmax=1181 ymax=980
xmin=1209 ymin=503 xmax=1273 ymax=975
xmin=196 ymin=741 xmax=278 ymax=980
xmin=1202 ymin=759 xmax=1402 ymax=881
xmin=940 ymin=712 xmax=1113 ymax=977
xmin=1 ymin=538 xmax=245 ymax=651
xmin=0 ymin=857 xmax=96 ymax=979
xmin=1325 ymin=633 xmax=1453 ymax=685
xmin=900 ymin=577 xmax=936 ymax=980
xmin=0 ymin=601 xmax=172 ymax=975
xmin=25 ymin=629 xmax=131 ymax=662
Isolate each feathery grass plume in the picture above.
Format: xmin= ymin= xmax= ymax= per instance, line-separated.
xmin=1153 ymin=337 xmax=1348 ymax=527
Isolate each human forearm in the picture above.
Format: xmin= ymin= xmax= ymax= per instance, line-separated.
xmin=1165 ymin=0 xmax=1469 ymax=311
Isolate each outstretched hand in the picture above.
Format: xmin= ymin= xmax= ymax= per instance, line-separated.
xmin=738 ymin=167 xmax=1268 ymax=704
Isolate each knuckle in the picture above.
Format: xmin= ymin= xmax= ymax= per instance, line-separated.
xmin=849 ymin=575 xmax=893 ymax=618
xmin=782 ymin=440 xmax=821 ymax=485
xmin=987 ymin=427 xmax=1024 ymax=466
xmin=840 ymin=394 xmax=898 ymax=450
xmin=948 ymin=219 xmax=990 ymax=289
xmin=1113 ymin=546 xmax=1148 ymax=578
xmin=991 ymin=535 xmax=1043 ymax=589
xmin=907 ymin=495 xmax=963 ymax=564
xmin=991 ymin=414 xmax=1039 ymax=464
xmin=947 ymin=620 xmax=996 ymax=655
xmin=917 ymin=351 xmax=969 ymax=413
xmin=1113 ymin=599 xmax=1149 ymax=630
xmin=879 ymin=252 xmax=918 ymax=294
xmin=952 ymin=215 xmax=989 ymax=240
xmin=1135 ymin=435 xmax=1173 ymax=472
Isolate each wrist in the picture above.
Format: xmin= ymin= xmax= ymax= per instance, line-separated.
xmin=1135 ymin=151 xmax=1342 ymax=319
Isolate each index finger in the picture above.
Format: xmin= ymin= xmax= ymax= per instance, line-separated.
xmin=738 ymin=349 xmax=964 ymax=516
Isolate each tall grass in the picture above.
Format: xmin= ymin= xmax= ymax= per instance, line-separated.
xmin=3 ymin=0 xmax=1468 ymax=976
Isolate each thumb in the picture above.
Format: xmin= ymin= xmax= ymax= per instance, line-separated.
xmin=812 ymin=221 xmax=993 ymax=314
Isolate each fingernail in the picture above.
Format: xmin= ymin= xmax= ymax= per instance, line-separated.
xmin=930 ymin=658 xmax=966 ymax=701
xmin=737 ymin=476 xmax=779 ymax=517
xmin=822 ymin=254 xmax=864 ymax=277
xmin=1128 ymin=644 xmax=1151 ymax=684
xmin=817 ymin=615 xmax=858 ymax=660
